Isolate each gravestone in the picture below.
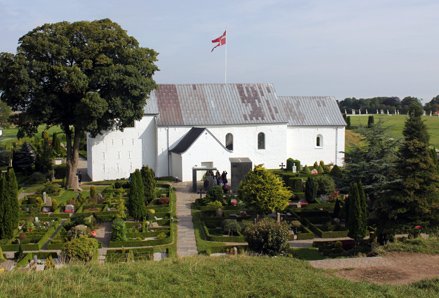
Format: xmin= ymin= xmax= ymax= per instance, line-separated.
xmin=35 ymin=217 xmax=39 ymax=223
xmin=43 ymin=192 xmax=47 ymax=204
xmin=233 ymin=247 xmax=238 ymax=255
xmin=46 ymin=197 xmax=52 ymax=206
xmin=292 ymin=164 xmax=297 ymax=173
xmin=277 ymin=212 xmax=281 ymax=223
xmin=65 ymin=204 xmax=74 ymax=213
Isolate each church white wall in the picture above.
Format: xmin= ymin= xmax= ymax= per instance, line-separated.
xmin=87 ymin=116 xmax=157 ymax=181
xmin=178 ymin=131 xmax=231 ymax=181
xmin=156 ymin=124 xmax=288 ymax=181
xmin=286 ymin=126 xmax=345 ymax=169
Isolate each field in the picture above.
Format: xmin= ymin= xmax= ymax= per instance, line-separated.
xmin=349 ymin=114 xmax=439 ymax=148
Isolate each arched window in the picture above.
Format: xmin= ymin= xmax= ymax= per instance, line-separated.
xmin=316 ymin=135 xmax=323 ymax=147
xmin=258 ymin=132 xmax=265 ymax=150
xmin=226 ymin=133 xmax=233 ymax=150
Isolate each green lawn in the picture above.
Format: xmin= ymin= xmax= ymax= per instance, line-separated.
xmin=349 ymin=114 xmax=439 ymax=148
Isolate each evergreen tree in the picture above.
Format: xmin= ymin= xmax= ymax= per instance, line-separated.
xmin=373 ymin=103 xmax=439 ymax=235
xmin=343 ymin=120 xmax=400 ymax=203
xmin=140 ymin=165 xmax=156 ymax=203
xmin=347 ymin=183 xmax=367 ymax=241
xmin=305 ymin=177 xmax=317 ymax=203
xmin=35 ymin=130 xmax=52 ymax=173
xmin=52 ymin=132 xmax=62 ymax=156
xmin=333 ymin=198 xmax=341 ymax=218
xmin=367 ymin=115 xmax=374 ymax=128
xmin=128 ymin=170 xmax=147 ymax=220
xmin=6 ymin=168 xmax=19 ymax=232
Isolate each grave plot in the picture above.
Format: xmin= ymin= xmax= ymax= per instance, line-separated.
xmin=0 ymin=218 xmax=62 ymax=251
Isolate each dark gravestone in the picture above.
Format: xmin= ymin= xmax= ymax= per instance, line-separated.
xmin=230 ymin=158 xmax=252 ymax=194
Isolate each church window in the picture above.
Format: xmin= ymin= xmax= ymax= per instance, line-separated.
xmin=103 ymin=152 xmax=106 ymax=160
xmin=226 ymin=133 xmax=233 ymax=150
xmin=316 ymin=135 xmax=323 ymax=147
xmin=258 ymin=132 xmax=265 ymax=150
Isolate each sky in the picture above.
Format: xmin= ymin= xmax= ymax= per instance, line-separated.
xmin=1 ymin=0 xmax=438 ymax=103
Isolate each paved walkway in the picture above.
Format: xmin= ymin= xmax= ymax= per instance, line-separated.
xmin=171 ymin=182 xmax=198 ymax=257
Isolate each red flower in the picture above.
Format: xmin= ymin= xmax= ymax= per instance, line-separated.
xmin=415 ymin=225 xmax=422 ymax=229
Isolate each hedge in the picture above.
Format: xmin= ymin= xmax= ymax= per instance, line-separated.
xmin=301 ymin=218 xmax=348 ymax=238
xmin=201 ymin=222 xmax=245 ymax=242
xmin=295 ymin=226 xmax=315 ymax=240
xmin=109 ymin=229 xmax=173 ymax=248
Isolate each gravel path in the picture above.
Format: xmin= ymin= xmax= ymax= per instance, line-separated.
xmin=309 ymin=256 xmax=391 ymax=269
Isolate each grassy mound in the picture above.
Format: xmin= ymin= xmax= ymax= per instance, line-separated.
xmin=1 ymin=255 xmax=439 ymax=297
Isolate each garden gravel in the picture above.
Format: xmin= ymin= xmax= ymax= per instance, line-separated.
xmin=308 ymin=256 xmax=390 ymax=269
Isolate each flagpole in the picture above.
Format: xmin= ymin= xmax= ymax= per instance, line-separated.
xmin=225 ymin=27 xmax=227 ymax=84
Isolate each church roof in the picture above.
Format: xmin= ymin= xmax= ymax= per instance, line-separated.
xmin=169 ymin=127 xmax=205 ymax=154
xmin=278 ymin=96 xmax=346 ymax=126
xmin=144 ymin=83 xmax=345 ymax=127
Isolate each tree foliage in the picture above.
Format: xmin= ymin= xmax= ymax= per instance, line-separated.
xmin=242 ymin=219 xmax=290 ymax=255
xmin=305 ymin=177 xmax=317 ymax=203
xmin=347 ymin=182 xmax=367 ymax=241
xmin=128 ymin=170 xmax=147 ymax=221
xmin=0 ymin=100 xmax=12 ymax=129
xmin=0 ymin=19 xmax=159 ymax=188
xmin=342 ymin=120 xmax=400 ymax=202
xmin=372 ymin=104 xmax=439 ymax=234
xmin=238 ymin=165 xmax=292 ymax=213
xmin=140 ymin=165 xmax=156 ymax=203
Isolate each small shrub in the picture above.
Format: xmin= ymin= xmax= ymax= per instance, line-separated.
xmin=35 ymin=197 xmax=43 ymax=210
xmin=18 ymin=233 xmax=27 ymax=240
xmin=52 ymin=199 xmax=58 ymax=212
xmin=158 ymin=197 xmax=170 ymax=205
xmin=242 ymin=218 xmax=290 ymax=255
xmin=206 ymin=201 xmax=222 ymax=211
xmin=66 ymin=198 xmax=76 ymax=206
xmin=62 ymin=236 xmax=99 ymax=263
xmin=206 ymin=249 xmax=212 ymax=256
xmin=157 ymin=232 xmax=167 ymax=240
xmin=222 ymin=219 xmax=241 ymax=236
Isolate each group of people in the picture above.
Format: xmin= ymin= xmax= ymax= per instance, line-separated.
xmin=203 ymin=170 xmax=229 ymax=193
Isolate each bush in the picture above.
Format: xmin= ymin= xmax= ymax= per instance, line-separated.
xmin=52 ymin=199 xmax=58 ymax=212
xmin=112 ymin=218 xmax=127 ymax=241
xmin=313 ymin=175 xmax=336 ymax=196
xmin=158 ymin=197 xmax=170 ymax=205
xmin=62 ymin=236 xmax=99 ymax=262
xmin=222 ymin=219 xmax=241 ymax=236
xmin=204 ymin=186 xmax=224 ymax=205
xmin=329 ymin=165 xmax=343 ymax=178
xmin=26 ymin=172 xmax=46 ymax=184
xmin=242 ymin=219 xmax=290 ymax=255
xmin=157 ymin=232 xmax=167 ymax=240
xmin=206 ymin=201 xmax=222 ymax=212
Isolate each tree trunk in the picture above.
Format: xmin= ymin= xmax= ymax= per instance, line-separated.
xmin=65 ymin=127 xmax=81 ymax=189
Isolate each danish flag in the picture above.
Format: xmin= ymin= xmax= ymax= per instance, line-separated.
xmin=211 ymin=31 xmax=226 ymax=52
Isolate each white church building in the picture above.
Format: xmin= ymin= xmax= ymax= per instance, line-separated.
xmin=87 ymin=83 xmax=346 ymax=182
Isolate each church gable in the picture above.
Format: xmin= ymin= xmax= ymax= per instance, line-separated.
xmin=170 ymin=127 xmax=230 ymax=155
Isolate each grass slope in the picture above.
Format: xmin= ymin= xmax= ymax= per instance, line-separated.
xmin=1 ymin=255 xmax=438 ymax=298
xmin=349 ymin=115 xmax=439 ymax=148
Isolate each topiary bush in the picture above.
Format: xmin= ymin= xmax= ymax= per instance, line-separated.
xmin=203 ymin=186 xmax=224 ymax=205
xmin=242 ymin=218 xmax=290 ymax=255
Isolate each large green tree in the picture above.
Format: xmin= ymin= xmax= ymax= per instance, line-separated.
xmin=0 ymin=19 xmax=159 ymax=187
xmin=140 ymin=165 xmax=156 ymax=203
xmin=0 ymin=100 xmax=12 ymax=129
xmin=342 ymin=120 xmax=400 ymax=203
xmin=372 ymin=103 xmax=439 ymax=235
xmin=238 ymin=165 xmax=292 ymax=214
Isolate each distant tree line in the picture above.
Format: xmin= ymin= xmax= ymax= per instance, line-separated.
xmin=338 ymin=95 xmax=439 ymax=115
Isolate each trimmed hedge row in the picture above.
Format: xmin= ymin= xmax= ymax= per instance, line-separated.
xmin=109 ymin=228 xmax=173 ymax=248
xmin=201 ymin=222 xmax=245 ymax=242
xmin=301 ymin=218 xmax=348 ymax=238
xmin=295 ymin=226 xmax=315 ymax=240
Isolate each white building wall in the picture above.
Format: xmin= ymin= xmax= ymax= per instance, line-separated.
xmin=87 ymin=116 xmax=156 ymax=181
xmin=155 ymin=123 xmax=288 ymax=181
xmin=179 ymin=131 xmax=232 ymax=181
xmin=286 ymin=126 xmax=345 ymax=168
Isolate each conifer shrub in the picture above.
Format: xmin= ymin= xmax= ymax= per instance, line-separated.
xmin=222 ymin=219 xmax=242 ymax=236
xmin=329 ymin=165 xmax=343 ymax=178
xmin=317 ymin=165 xmax=324 ymax=174
xmin=62 ymin=236 xmax=99 ymax=263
